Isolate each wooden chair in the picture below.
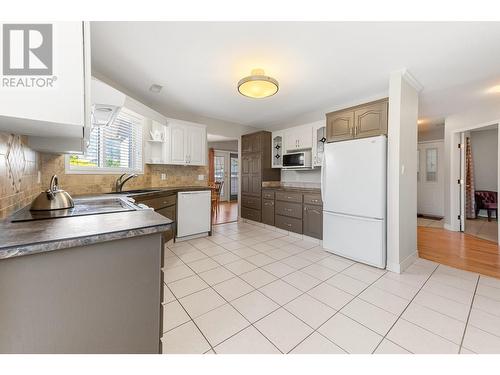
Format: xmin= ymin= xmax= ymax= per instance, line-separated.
xmin=213 ymin=181 xmax=224 ymax=216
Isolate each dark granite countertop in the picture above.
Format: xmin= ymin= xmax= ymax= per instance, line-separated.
xmin=0 ymin=207 xmax=172 ymax=260
xmin=261 ymin=186 xmax=321 ymax=193
xmin=81 ymin=186 xmax=212 ymax=201
xmin=0 ymin=186 xmax=209 ymax=260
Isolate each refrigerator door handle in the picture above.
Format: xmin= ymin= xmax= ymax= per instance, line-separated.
xmin=320 ymin=150 xmax=326 ymax=203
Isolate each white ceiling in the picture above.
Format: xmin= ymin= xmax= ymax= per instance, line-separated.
xmin=90 ymin=22 xmax=500 ymax=129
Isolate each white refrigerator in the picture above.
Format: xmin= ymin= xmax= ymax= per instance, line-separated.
xmin=321 ymin=135 xmax=387 ymax=268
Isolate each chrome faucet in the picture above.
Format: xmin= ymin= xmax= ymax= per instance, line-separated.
xmin=115 ymin=173 xmax=138 ymax=192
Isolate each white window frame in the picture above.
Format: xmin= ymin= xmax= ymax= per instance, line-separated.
xmin=65 ymin=108 xmax=145 ymax=175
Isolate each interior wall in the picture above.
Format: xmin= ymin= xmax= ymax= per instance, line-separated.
xmin=387 ymin=70 xmax=420 ymax=273
xmin=444 ymin=100 xmax=500 ymax=231
xmin=280 ymin=169 xmax=321 ymax=184
xmin=0 ymin=133 xmax=41 ymax=219
xmin=208 ymin=140 xmax=238 ymax=152
xmin=41 ymin=154 xmax=208 ymax=196
xmin=470 ymin=127 xmax=498 ymax=191
xmin=418 ymin=125 xmax=444 ymax=142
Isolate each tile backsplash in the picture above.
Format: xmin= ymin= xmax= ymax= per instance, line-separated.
xmin=0 ymin=131 xmax=208 ymax=219
xmin=0 ymin=133 xmax=41 ymax=219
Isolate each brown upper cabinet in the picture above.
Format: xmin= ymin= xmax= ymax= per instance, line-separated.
xmin=326 ymin=98 xmax=388 ymax=143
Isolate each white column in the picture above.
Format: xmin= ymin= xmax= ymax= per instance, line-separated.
xmin=386 ymin=69 xmax=422 ymax=273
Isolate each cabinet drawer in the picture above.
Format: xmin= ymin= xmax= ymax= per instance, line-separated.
xmin=303 ymin=194 xmax=322 ymax=206
xmin=275 ymin=201 xmax=302 ymax=219
xmin=275 ymin=214 xmax=302 ymax=234
xmin=262 ymin=190 xmax=275 ymax=200
xmin=241 ymin=195 xmax=261 ymax=210
xmin=241 ymin=207 xmax=261 ymax=222
xmin=262 ymin=199 xmax=275 ymax=226
xmin=275 ymin=191 xmax=302 ymax=203
xmin=137 ymin=194 xmax=176 ymax=210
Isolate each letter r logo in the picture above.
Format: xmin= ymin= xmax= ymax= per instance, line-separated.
xmin=3 ymin=24 xmax=52 ymax=75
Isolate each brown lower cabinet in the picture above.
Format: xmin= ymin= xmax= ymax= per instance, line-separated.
xmin=135 ymin=193 xmax=176 ymax=242
xmin=255 ymin=188 xmax=323 ymax=240
xmin=303 ymin=204 xmax=323 ymax=239
xmin=262 ymin=199 xmax=275 ymax=225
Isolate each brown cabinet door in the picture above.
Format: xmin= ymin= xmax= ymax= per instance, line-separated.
xmin=241 ymin=174 xmax=250 ymax=194
xmin=250 ymin=175 xmax=262 ymax=196
xmin=303 ymin=204 xmax=323 ymax=239
xmin=241 ymin=206 xmax=261 ymax=222
xmin=275 ymin=201 xmax=302 ymax=219
xmin=250 ymin=154 xmax=261 ymax=174
xmin=262 ymin=199 xmax=275 ymax=225
xmin=251 ymin=133 xmax=262 ymax=153
xmin=354 ymin=100 xmax=388 ymax=138
xmin=241 ymin=195 xmax=261 ymax=210
xmin=326 ymin=110 xmax=354 ymax=142
xmin=241 ymin=156 xmax=250 ymax=174
xmin=242 ymin=135 xmax=252 ymax=153
xmin=275 ymin=214 xmax=302 ymax=234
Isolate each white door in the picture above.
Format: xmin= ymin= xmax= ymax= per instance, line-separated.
xmin=170 ymin=124 xmax=186 ymax=164
xmin=214 ymin=151 xmax=230 ymax=201
xmin=417 ymin=141 xmax=445 ymax=217
xmin=187 ymin=126 xmax=205 ymax=165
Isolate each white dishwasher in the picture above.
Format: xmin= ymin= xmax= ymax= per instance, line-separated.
xmin=176 ymin=190 xmax=211 ymax=239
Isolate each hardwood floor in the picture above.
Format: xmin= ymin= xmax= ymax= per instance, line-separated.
xmin=418 ymin=226 xmax=500 ymax=278
xmin=212 ymin=201 xmax=238 ymax=225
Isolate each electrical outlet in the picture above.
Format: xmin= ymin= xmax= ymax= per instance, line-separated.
xmin=198 ymin=174 xmax=205 ymax=181
xmin=160 ymin=173 xmax=167 ymax=181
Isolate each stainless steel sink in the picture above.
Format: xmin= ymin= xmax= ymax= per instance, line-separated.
xmin=10 ymin=197 xmax=140 ymax=222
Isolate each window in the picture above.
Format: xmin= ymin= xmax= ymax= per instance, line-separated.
xmin=426 ymin=148 xmax=438 ymax=182
xmin=67 ymin=108 xmax=143 ymax=174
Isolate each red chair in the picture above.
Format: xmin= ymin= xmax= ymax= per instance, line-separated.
xmin=475 ymin=190 xmax=498 ymax=221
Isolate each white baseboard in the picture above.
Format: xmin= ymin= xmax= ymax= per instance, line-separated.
xmin=386 ymin=251 xmax=418 ymax=274
xmin=444 ymin=223 xmax=458 ymax=232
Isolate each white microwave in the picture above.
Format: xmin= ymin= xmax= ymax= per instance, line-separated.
xmin=282 ymin=151 xmax=312 ymax=169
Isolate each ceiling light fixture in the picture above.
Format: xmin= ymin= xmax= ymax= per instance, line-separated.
xmin=488 ymin=85 xmax=500 ymax=94
xmin=149 ymin=84 xmax=163 ymax=93
xmin=238 ymin=68 xmax=279 ymax=99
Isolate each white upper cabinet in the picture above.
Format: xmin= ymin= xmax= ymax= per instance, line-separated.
xmin=170 ymin=123 xmax=187 ymax=164
xmin=187 ymin=126 xmax=206 ymax=165
xmin=271 ymin=131 xmax=284 ymax=168
xmin=157 ymin=121 xmax=206 ymax=166
xmin=311 ymin=121 xmax=326 ymax=167
xmin=284 ymin=124 xmax=313 ymax=152
xmin=0 ymin=22 xmax=91 ymax=153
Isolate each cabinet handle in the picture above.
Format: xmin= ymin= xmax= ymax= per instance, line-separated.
xmin=311 ymin=199 xmax=319 ymax=203
xmin=284 ymin=208 xmax=292 ymax=212
xmin=286 ymin=223 xmax=292 ymax=227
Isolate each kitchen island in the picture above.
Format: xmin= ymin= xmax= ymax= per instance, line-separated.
xmin=0 ymin=206 xmax=172 ymax=354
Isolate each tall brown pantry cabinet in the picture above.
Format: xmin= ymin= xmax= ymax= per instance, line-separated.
xmin=241 ymin=131 xmax=280 ymax=222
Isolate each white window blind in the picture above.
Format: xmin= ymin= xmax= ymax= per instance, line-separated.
xmin=68 ymin=108 xmax=143 ymax=173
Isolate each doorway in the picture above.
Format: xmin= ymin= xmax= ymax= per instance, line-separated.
xmin=417 ymin=140 xmax=445 ymax=227
xmin=212 ymin=149 xmax=239 ymax=224
xmin=460 ymin=124 xmax=498 ymax=243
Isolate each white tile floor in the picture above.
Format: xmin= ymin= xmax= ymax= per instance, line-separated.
xmin=161 ymin=220 xmax=500 ymax=354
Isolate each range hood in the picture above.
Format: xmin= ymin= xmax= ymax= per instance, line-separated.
xmin=91 ymin=78 xmax=126 ymax=127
